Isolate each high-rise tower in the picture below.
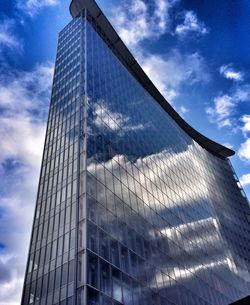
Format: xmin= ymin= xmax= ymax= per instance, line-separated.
xmin=21 ymin=1 xmax=250 ymax=305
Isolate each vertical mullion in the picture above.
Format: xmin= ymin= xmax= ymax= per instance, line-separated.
xmin=82 ymin=8 xmax=88 ymax=305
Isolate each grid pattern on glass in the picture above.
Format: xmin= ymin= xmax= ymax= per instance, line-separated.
xmin=21 ymin=16 xmax=84 ymax=305
xmin=21 ymin=8 xmax=250 ymax=305
xmin=84 ymin=14 xmax=250 ymax=305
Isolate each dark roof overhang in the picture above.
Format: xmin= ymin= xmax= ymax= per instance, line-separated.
xmin=70 ymin=0 xmax=235 ymax=159
xmin=229 ymin=295 xmax=250 ymax=305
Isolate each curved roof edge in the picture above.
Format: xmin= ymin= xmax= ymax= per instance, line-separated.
xmin=70 ymin=0 xmax=235 ymax=159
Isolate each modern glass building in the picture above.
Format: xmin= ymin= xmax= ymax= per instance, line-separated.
xmin=21 ymin=1 xmax=250 ymax=305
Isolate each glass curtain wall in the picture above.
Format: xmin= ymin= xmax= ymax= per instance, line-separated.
xmin=84 ymin=12 xmax=250 ymax=305
xmin=21 ymin=15 xmax=86 ymax=305
xmin=21 ymin=8 xmax=250 ymax=305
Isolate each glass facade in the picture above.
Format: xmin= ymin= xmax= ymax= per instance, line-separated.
xmin=21 ymin=6 xmax=250 ymax=305
xmin=21 ymin=17 xmax=84 ymax=305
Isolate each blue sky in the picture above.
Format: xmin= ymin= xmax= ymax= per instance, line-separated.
xmin=0 ymin=0 xmax=250 ymax=304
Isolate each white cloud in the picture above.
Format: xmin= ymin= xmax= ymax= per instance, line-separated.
xmin=207 ymin=85 xmax=250 ymax=128
xmin=139 ymin=50 xmax=209 ymax=102
xmin=234 ymin=85 xmax=250 ymax=102
xmin=0 ymin=63 xmax=53 ymax=305
xmin=220 ymin=64 xmax=243 ymax=82
xmin=155 ymin=0 xmax=172 ymax=31
xmin=179 ymin=106 xmax=189 ymax=116
xmin=0 ymin=170 xmax=39 ymax=305
xmin=0 ymin=63 xmax=53 ymax=165
xmin=0 ymin=18 xmax=19 ymax=49
xmin=0 ymin=63 xmax=52 ymax=116
xmin=241 ymin=115 xmax=250 ymax=135
xmin=18 ymin=0 xmax=59 ymax=16
xmin=111 ymin=0 xmax=178 ymax=47
xmin=93 ymin=104 xmax=129 ymax=131
xmin=240 ymin=173 xmax=250 ymax=187
xmin=110 ymin=1 xmax=209 ymax=103
xmin=175 ymin=11 xmax=208 ymax=37
xmin=92 ymin=103 xmax=144 ymax=132
xmin=206 ymin=95 xmax=234 ymax=127
xmin=0 ymin=114 xmax=46 ymax=166
xmin=238 ymin=138 xmax=250 ymax=162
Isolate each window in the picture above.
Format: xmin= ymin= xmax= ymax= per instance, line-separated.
xmin=55 ymin=266 xmax=61 ymax=290
xmin=36 ymin=277 xmax=42 ymax=300
xmin=99 ymin=231 xmax=109 ymax=260
xmin=122 ymin=274 xmax=132 ymax=305
xmin=110 ymin=240 xmax=120 ymax=267
xmin=58 ymin=236 xmax=63 ymax=256
xmin=130 ymin=252 xmax=137 ymax=278
xmin=64 ymin=232 xmax=69 ymax=253
xmin=28 ymin=259 xmax=33 ymax=273
xmin=48 ymin=270 xmax=55 ymax=293
xmin=41 ymin=273 xmax=48 ymax=298
xmin=88 ymin=253 xmax=98 ymax=288
xmin=33 ymin=250 xmax=39 ymax=271
xmin=61 ymin=263 xmax=68 ymax=286
xmin=112 ymin=268 xmax=122 ymax=303
xmin=29 ymin=293 xmax=34 ymax=304
xmin=87 ymin=196 xmax=96 ymax=222
xmin=88 ymin=223 xmax=98 ymax=253
xmin=120 ymin=247 xmax=129 ymax=273
xmin=45 ymin=243 xmax=52 ymax=264
xmin=68 ymin=260 xmax=74 ymax=283
xmin=100 ymin=260 xmax=111 ymax=295
xmin=70 ymin=230 xmax=75 ymax=249
xmin=51 ymin=239 xmax=58 ymax=260
xmin=87 ymin=286 xmax=99 ymax=305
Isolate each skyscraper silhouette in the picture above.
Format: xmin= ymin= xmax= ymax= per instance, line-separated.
xmin=21 ymin=1 xmax=250 ymax=304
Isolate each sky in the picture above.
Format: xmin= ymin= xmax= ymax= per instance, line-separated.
xmin=0 ymin=0 xmax=250 ymax=304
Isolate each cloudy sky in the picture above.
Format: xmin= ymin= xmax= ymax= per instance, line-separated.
xmin=0 ymin=0 xmax=250 ymax=304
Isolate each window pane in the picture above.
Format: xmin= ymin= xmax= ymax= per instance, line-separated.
xmin=68 ymin=260 xmax=74 ymax=283
xmin=61 ymin=263 xmax=68 ymax=286
xmin=88 ymin=253 xmax=98 ymax=289
xmin=87 ymin=286 xmax=99 ymax=305
xmin=55 ymin=266 xmax=61 ymax=290
xmin=48 ymin=270 xmax=55 ymax=293
xmin=112 ymin=268 xmax=122 ymax=303
xmin=100 ymin=260 xmax=111 ymax=295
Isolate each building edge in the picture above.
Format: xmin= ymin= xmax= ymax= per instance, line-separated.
xmin=69 ymin=0 xmax=234 ymax=159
